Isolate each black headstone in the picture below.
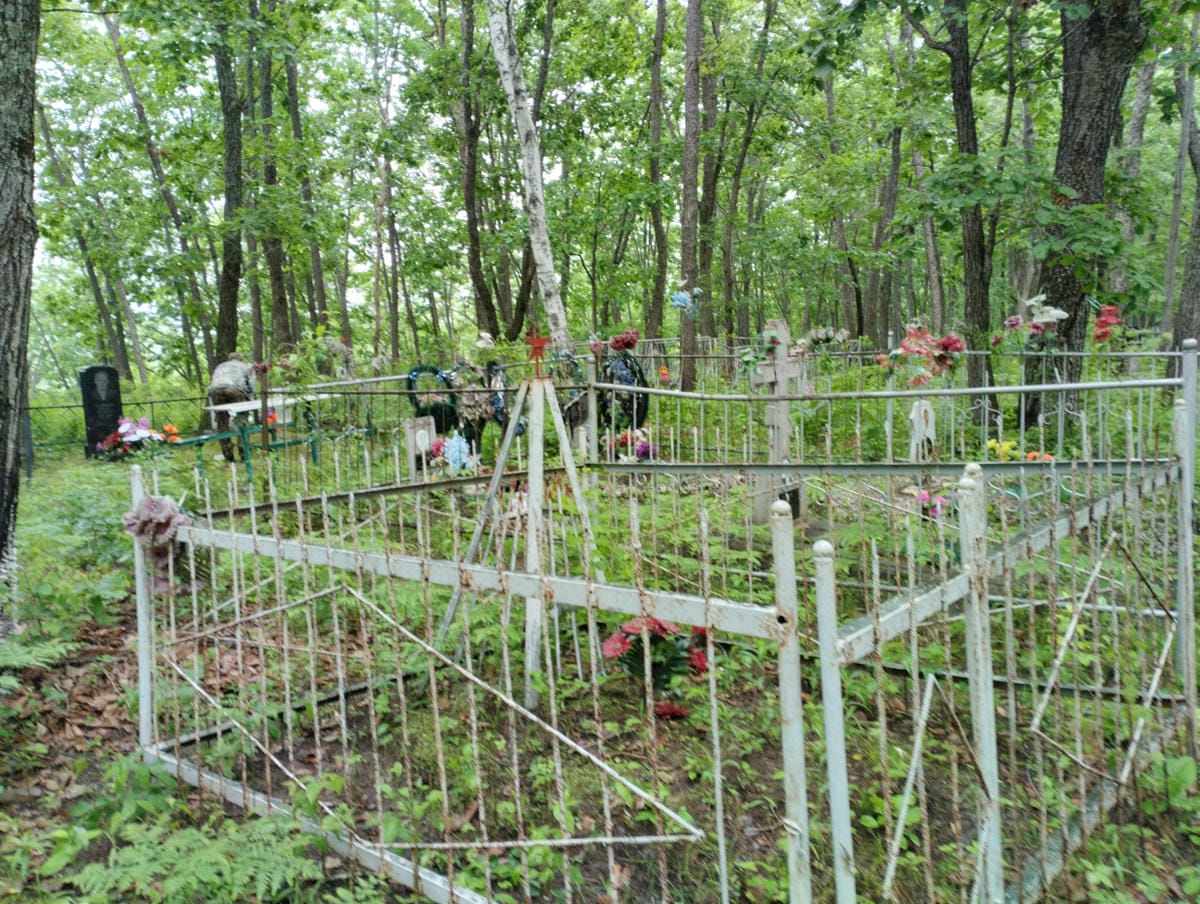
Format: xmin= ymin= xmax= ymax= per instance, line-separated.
xmin=80 ymin=365 xmax=123 ymax=458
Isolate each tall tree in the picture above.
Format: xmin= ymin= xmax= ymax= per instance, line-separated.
xmin=679 ymin=0 xmax=702 ymax=390
xmin=1171 ymin=78 xmax=1200 ymax=352
xmin=1038 ymin=0 xmax=1147 ymax=360
xmin=104 ymin=13 xmax=208 ymax=379
xmin=644 ymin=0 xmax=669 ymax=341
xmin=254 ymin=0 xmax=298 ymax=356
xmin=0 ymin=0 xmax=39 ymax=611
xmin=907 ymin=0 xmax=997 ymax=401
xmin=36 ymin=103 xmax=134 ymax=380
xmin=214 ymin=25 xmax=244 ymax=361
xmin=485 ymin=0 xmax=571 ymax=351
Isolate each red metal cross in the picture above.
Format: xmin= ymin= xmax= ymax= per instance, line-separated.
xmin=525 ymin=328 xmax=551 ymax=376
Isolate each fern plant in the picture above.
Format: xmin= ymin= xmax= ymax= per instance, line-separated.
xmin=70 ymin=814 xmax=324 ymax=903
xmin=0 ymin=637 xmax=79 ymax=695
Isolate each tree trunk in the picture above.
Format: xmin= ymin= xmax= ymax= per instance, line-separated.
xmin=698 ymin=32 xmax=724 ymax=339
xmin=679 ymin=0 xmax=703 ymax=390
xmin=907 ymin=0 xmax=995 ymax=410
xmin=913 ymin=149 xmax=947 ymax=333
xmin=823 ymin=77 xmax=863 ymax=338
xmin=1109 ymin=58 xmax=1157 ymax=298
xmin=80 ymin=183 xmax=150 ymax=384
xmin=215 ymin=33 xmax=244 ymax=361
xmin=1163 ymin=15 xmax=1197 ymax=332
xmin=1172 ymin=86 xmax=1200 ymax=352
xmin=1039 ymin=0 xmax=1147 ymax=361
xmin=105 ymin=14 xmax=210 ymax=378
xmin=0 ymin=0 xmax=39 ymax=605
xmin=285 ymin=51 xmax=329 ymax=332
xmin=255 ymin=4 xmax=297 ymax=356
xmin=454 ymin=0 xmax=500 ymax=339
xmin=36 ymin=104 xmax=132 ymax=379
xmin=864 ymin=125 xmax=903 ymax=347
xmin=721 ymin=0 xmax=776 ymax=346
xmin=485 ymin=0 xmax=571 ymax=352
xmin=644 ymin=0 xmax=668 ymax=341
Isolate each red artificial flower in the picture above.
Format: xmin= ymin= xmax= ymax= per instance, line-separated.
xmin=689 ymin=648 xmax=708 ymax=673
xmin=654 ymin=700 xmax=689 ymax=720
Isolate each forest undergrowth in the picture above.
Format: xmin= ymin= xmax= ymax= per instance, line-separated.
xmin=2 ymin=452 xmax=1199 ymax=902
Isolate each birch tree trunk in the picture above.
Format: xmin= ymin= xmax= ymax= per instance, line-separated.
xmin=485 ymin=0 xmax=572 ymax=353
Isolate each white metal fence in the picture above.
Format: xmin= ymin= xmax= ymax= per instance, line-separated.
xmin=130 ymin=341 xmax=1198 ymax=903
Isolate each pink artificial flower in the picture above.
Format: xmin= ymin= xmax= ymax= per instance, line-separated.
xmin=602 ymin=632 xmax=632 ymax=660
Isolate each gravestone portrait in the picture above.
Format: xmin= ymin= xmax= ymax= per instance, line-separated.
xmin=80 ymin=365 xmax=123 ymax=457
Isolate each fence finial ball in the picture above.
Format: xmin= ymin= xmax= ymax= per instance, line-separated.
xmin=771 ymin=498 xmax=793 ymax=518
xmin=813 ymin=539 xmax=834 ymax=559
xmin=1184 ymin=338 xmax=1198 ymax=350
xmin=961 ymin=461 xmax=984 ymax=488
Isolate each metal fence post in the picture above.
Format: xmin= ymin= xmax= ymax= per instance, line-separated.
xmin=771 ymin=499 xmax=813 ymax=904
xmin=1175 ymin=339 xmax=1197 ymax=756
xmin=814 ymin=538 xmax=857 ymax=903
xmin=958 ymin=462 xmax=1003 ymax=902
xmin=131 ymin=465 xmax=155 ymax=755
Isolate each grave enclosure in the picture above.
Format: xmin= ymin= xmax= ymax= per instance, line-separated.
xmin=131 ymin=341 xmax=1198 ymax=903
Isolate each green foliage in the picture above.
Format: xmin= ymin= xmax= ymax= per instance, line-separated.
xmin=0 ymin=637 xmax=79 ymax=696
xmin=16 ymin=461 xmax=137 ymax=634
xmin=71 ymin=814 xmax=324 ymax=903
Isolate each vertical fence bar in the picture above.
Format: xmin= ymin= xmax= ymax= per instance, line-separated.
xmin=131 ymin=465 xmax=155 ymax=754
xmin=524 ymin=379 xmax=547 ymax=711
xmin=771 ymin=499 xmax=813 ymax=904
xmin=1175 ymin=339 xmax=1197 ymax=756
xmin=814 ymin=538 xmax=856 ymax=903
xmin=958 ymin=462 xmax=1003 ymax=902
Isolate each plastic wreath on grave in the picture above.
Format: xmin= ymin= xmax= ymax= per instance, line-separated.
xmin=123 ymin=495 xmax=192 ymax=590
xmin=789 ymin=327 xmax=852 ymax=361
xmin=878 ymin=325 xmax=966 ymax=386
xmin=602 ymin=618 xmax=709 ymax=714
xmin=607 ymin=427 xmax=659 ymax=461
xmin=589 ymin=329 xmax=650 ymax=431
xmin=96 ymin=417 xmax=180 ymax=460
xmin=990 ymin=294 xmax=1071 ymax=356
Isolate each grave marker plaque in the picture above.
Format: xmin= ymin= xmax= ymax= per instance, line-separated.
xmin=404 ymin=415 xmax=437 ymax=480
xmin=79 ymin=365 xmax=123 ymax=458
xmin=908 ymin=399 xmax=936 ymax=463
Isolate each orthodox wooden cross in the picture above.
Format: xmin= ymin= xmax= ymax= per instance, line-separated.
xmin=749 ymin=319 xmax=806 ymax=521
